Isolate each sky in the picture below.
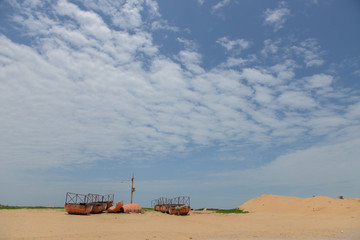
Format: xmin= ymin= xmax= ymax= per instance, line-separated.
xmin=0 ymin=0 xmax=360 ymax=209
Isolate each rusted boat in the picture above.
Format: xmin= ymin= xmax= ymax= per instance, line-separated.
xmin=168 ymin=205 xmax=191 ymax=215
xmin=87 ymin=193 xmax=114 ymax=213
xmin=91 ymin=203 xmax=107 ymax=214
xmin=152 ymin=196 xmax=190 ymax=215
xmin=100 ymin=194 xmax=114 ymax=210
xmin=64 ymin=203 xmax=93 ymax=215
xmin=65 ymin=192 xmax=115 ymax=215
xmin=160 ymin=205 xmax=168 ymax=213
xmin=106 ymin=201 xmax=114 ymax=209
xmin=108 ymin=201 xmax=124 ymax=213
xmin=64 ymin=192 xmax=93 ymax=215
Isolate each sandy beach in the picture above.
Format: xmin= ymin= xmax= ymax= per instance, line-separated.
xmin=1 ymin=195 xmax=359 ymax=240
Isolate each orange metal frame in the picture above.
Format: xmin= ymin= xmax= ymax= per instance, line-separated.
xmin=151 ymin=196 xmax=190 ymax=215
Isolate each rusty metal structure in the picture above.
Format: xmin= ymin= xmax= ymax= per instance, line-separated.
xmin=64 ymin=192 xmax=114 ymax=215
xmin=151 ymin=196 xmax=190 ymax=215
xmin=87 ymin=193 xmax=105 ymax=214
xmin=64 ymin=192 xmax=93 ymax=215
xmin=89 ymin=193 xmax=114 ymax=211
xmin=108 ymin=200 xmax=124 ymax=213
xmin=122 ymin=203 xmax=142 ymax=213
xmin=107 ymin=201 xmax=142 ymax=213
xmin=65 ymin=192 xmax=89 ymax=205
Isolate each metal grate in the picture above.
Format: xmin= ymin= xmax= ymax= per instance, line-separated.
xmin=65 ymin=192 xmax=114 ymax=205
xmin=65 ymin=192 xmax=89 ymax=204
xmin=151 ymin=196 xmax=190 ymax=207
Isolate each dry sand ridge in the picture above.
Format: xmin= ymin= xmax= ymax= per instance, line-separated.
xmin=238 ymin=194 xmax=360 ymax=215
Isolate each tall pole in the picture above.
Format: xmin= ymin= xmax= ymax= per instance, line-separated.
xmin=130 ymin=173 xmax=135 ymax=204
xmin=122 ymin=173 xmax=135 ymax=204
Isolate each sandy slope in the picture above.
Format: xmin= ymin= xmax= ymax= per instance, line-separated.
xmin=0 ymin=195 xmax=359 ymax=240
xmin=239 ymin=194 xmax=360 ymax=215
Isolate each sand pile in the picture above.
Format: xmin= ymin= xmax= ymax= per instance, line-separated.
xmin=239 ymin=194 xmax=360 ymax=215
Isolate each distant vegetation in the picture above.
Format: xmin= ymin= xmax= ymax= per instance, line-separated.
xmin=194 ymin=208 xmax=219 ymax=211
xmin=215 ymin=208 xmax=248 ymax=214
xmin=194 ymin=208 xmax=249 ymax=214
xmin=0 ymin=205 xmax=63 ymax=210
xmin=141 ymin=207 xmax=155 ymax=212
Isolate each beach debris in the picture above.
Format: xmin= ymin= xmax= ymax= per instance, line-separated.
xmin=108 ymin=201 xmax=124 ymax=213
xmin=88 ymin=193 xmax=114 ymax=214
xmin=122 ymin=203 xmax=142 ymax=213
xmin=64 ymin=192 xmax=114 ymax=215
xmin=151 ymin=196 xmax=190 ymax=215
xmin=107 ymin=201 xmax=142 ymax=213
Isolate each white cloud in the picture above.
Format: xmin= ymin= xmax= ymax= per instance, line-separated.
xmin=277 ymin=91 xmax=317 ymax=109
xmin=1 ymin=0 xmax=360 ymax=179
xmin=56 ymin=0 xmax=111 ymax=41
xmin=211 ymin=137 xmax=360 ymax=194
xmin=353 ymin=70 xmax=360 ymax=76
xmin=81 ymin=0 xmax=176 ymax=32
xmin=261 ymin=38 xmax=324 ymax=69
xmin=346 ymin=102 xmax=360 ymax=120
xmin=241 ymin=68 xmax=280 ymax=85
xmin=82 ymin=0 xmax=144 ymax=30
xmin=211 ymin=0 xmax=232 ymax=13
xmin=292 ymin=38 xmax=324 ymax=67
xmin=263 ymin=2 xmax=290 ymax=32
xmin=217 ymin=37 xmax=250 ymax=53
xmin=261 ymin=39 xmax=280 ymax=56
xmin=268 ymin=60 xmax=296 ymax=81
xmin=177 ymin=37 xmax=198 ymax=51
xmin=177 ymin=50 xmax=204 ymax=74
xmin=218 ymin=56 xmax=252 ymax=68
xmin=304 ymin=74 xmax=333 ymax=88
xmin=253 ymin=85 xmax=274 ymax=104
xmin=151 ymin=19 xmax=179 ymax=31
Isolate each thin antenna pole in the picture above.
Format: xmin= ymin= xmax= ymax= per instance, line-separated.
xmin=130 ymin=173 xmax=134 ymax=204
xmin=122 ymin=173 xmax=135 ymax=204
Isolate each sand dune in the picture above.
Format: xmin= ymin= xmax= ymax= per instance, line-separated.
xmin=239 ymin=194 xmax=360 ymax=215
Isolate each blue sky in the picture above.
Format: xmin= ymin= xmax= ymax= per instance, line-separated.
xmin=0 ymin=0 xmax=360 ymax=209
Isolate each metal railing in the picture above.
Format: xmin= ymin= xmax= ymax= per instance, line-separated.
xmin=65 ymin=192 xmax=114 ymax=205
xmin=65 ymin=192 xmax=89 ymax=204
xmin=151 ymin=196 xmax=190 ymax=207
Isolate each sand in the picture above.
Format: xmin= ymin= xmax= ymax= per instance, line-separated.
xmin=239 ymin=194 xmax=360 ymax=215
xmin=1 ymin=194 xmax=359 ymax=240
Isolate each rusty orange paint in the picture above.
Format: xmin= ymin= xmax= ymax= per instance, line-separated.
xmin=121 ymin=203 xmax=142 ymax=213
xmin=64 ymin=203 xmax=93 ymax=215
xmin=107 ymin=201 xmax=124 ymax=213
xmin=90 ymin=203 xmax=107 ymax=214
xmin=160 ymin=205 xmax=168 ymax=213
xmin=168 ymin=205 xmax=190 ymax=215
xmin=106 ymin=201 xmax=114 ymax=209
